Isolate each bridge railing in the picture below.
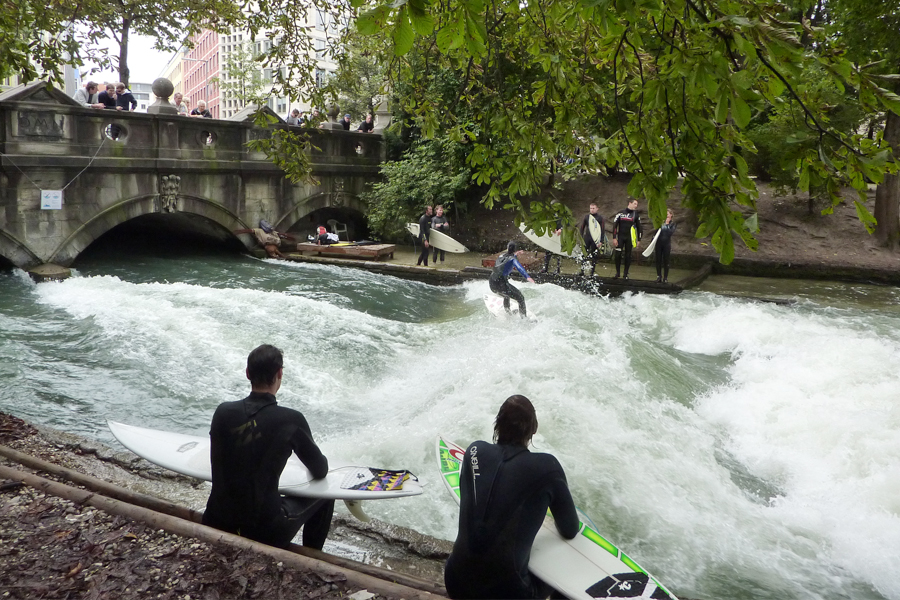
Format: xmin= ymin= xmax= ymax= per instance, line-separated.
xmin=0 ymin=83 xmax=384 ymax=172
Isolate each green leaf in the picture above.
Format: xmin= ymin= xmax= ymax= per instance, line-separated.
xmin=744 ymin=212 xmax=759 ymax=233
xmin=408 ymin=0 xmax=434 ymax=35
xmin=392 ymin=6 xmax=415 ymax=56
xmin=731 ymin=93 xmax=752 ymax=128
xmin=356 ymin=9 xmax=381 ymax=35
xmin=854 ymin=200 xmax=877 ymax=234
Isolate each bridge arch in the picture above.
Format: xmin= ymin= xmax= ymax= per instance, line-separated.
xmin=49 ymin=195 xmax=253 ymax=266
xmin=276 ymin=192 xmax=368 ymax=235
xmin=0 ymin=230 xmax=42 ymax=269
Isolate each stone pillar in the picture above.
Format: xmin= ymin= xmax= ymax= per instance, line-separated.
xmin=323 ymin=103 xmax=344 ymax=131
xmin=147 ymin=78 xmax=178 ymax=115
xmin=373 ymin=98 xmax=392 ymax=133
xmin=28 ymin=263 xmax=71 ymax=282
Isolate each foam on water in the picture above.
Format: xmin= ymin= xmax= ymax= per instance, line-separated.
xmin=3 ymin=261 xmax=899 ymax=600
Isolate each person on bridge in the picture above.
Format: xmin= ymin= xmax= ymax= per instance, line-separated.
xmin=444 ymin=394 xmax=579 ymax=599
xmin=341 ymin=114 xmax=352 ymax=130
xmin=191 ymin=100 xmax=212 ymax=118
xmin=357 ymin=114 xmax=374 ymax=133
xmin=489 ymin=242 xmax=535 ymax=317
xmin=416 ymin=205 xmax=433 ymax=266
xmin=115 ymin=83 xmax=137 ymax=111
xmin=173 ymin=93 xmax=189 ymax=116
xmin=97 ymin=83 xmax=121 ymax=110
xmin=202 ymin=344 xmax=334 ymax=550
xmin=286 ymin=109 xmax=302 ymax=126
xmin=73 ymin=81 xmax=104 ymax=109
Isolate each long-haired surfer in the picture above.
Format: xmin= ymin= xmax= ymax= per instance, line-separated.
xmin=489 ymin=242 xmax=535 ymax=317
xmin=655 ymin=209 xmax=677 ymax=283
xmin=444 ymin=395 xmax=579 ymax=599
xmin=612 ymin=198 xmax=643 ymax=279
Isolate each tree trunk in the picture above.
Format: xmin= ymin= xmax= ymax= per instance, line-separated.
xmin=874 ymin=107 xmax=900 ymax=250
xmin=119 ymin=17 xmax=131 ymax=87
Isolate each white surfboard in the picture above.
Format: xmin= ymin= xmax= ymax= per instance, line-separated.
xmin=108 ymin=421 xmax=423 ymax=502
xmin=483 ymin=293 xmax=536 ymax=321
xmin=437 ymin=437 xmax=677 ymax=600
xmin=406 ymin=222 xmax=468 ymax=253
xmin=589 ymin=215 xmax=606 ymax=246
xmin=518 ymin=223 xmax=577 ymax=258
xmin=642 ymin=229 xmax=662 ymax=258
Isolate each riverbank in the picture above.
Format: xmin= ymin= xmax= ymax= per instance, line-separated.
xmin=0 ymin=412 xmax=450 ymax=600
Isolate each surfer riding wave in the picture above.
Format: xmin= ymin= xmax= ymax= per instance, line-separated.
xmin=489 ymin=242 xmax=535 ymax=317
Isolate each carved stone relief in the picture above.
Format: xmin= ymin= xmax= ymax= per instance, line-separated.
xmin=17 ymin=111 xmax=65 ymax=139
xmin=160 ymin=175 xmax=181 ymax=212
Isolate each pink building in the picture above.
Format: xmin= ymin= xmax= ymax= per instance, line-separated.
xmin=183 ymin=30 xmax=220 ymax=118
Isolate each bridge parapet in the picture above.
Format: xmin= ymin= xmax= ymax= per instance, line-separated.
xmin=0 ymin=82 xmax=383 ymax=269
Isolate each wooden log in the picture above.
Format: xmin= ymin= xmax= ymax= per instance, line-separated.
xmin=0 ymin=444 xmax=446 ymax=595
xmin=0 ymin=443 xmax=201 ymax=522
xmin=0 ymin=464 xmax=446 ymax=600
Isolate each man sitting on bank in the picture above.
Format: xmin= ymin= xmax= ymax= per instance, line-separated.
xmin=202 ymin=344 xmax=334 ymax=549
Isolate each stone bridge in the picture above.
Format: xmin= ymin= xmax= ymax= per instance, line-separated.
xmin=0 ymin=82 xmax=384 ymax=271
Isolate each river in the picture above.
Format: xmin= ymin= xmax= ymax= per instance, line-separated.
xmin=1 ymin=238 xmax=898 ymax=600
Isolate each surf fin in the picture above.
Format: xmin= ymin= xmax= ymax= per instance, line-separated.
xmin=344 ymin=499 xmax=370 ymax=522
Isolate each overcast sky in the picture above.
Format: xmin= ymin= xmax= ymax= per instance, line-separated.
xmin=81 ymin=33 xmax=176 ymax=85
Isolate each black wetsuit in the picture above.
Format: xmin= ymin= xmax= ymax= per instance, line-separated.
xmin=654 ymin=221 xmax=677 ymax=282
xmin=416 ymin=212 xmax=432 ymax=266
xmin=444 ymin=441 xmax=579 ymax=599
xmin=612 ymin=207 xmax=642 ymax=278
xmin=431 ymin=214 xmax=450 ymax=263
xmin=579 ymin=213 xmax=606 ymax=276
xmin=202 ymin=391 xmax=334 ymax=549
xmin=489 ymin=252 xmax=530 ymax=316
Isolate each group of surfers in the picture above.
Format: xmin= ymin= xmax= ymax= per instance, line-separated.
xmin=203 ymin=344 xmax=582 ymax=599
xmin=489 ymin=199 xmax=678 ymax=318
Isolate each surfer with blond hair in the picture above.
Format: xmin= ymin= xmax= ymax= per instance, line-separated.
xmin=445 ymin=395 xmax=579 ymax=599
xmin=489 ymin=242 xmax=535 ymax=317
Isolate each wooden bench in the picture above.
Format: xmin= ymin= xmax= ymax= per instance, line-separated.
xmin=295 ymin=243 xmax=395 ymax=260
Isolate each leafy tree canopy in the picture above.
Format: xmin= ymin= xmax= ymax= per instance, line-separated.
xmin=348 ymin=0 xmax=900 ymax=263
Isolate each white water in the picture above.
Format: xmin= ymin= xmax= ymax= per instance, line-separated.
xmin=2 ymin=257 xmax=899 ymax=600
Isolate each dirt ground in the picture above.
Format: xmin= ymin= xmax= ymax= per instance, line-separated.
xmin=0 ymin=412 xmax=441 ymax=600
xmin=453 ymin=175 xmax=900 ymax=277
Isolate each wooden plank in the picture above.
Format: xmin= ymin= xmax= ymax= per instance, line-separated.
xmin=481 ymin=250 xmax=542 ymax=269
xmin=294 ymin=243 xmax=395 ymax=260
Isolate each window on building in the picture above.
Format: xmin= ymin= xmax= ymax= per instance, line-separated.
xmin=315 ymin=38 xmax=326 ymax=59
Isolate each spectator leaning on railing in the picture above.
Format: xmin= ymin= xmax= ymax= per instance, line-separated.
xmin=73 ymin=81 xmax=104 ymax=109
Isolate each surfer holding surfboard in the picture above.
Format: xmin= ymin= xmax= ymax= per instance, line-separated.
xmin=489 ymin=242 xmax=535 ymax=317
xmin=444 ymin=395 xmax=580 ymax=599
xmin=652 ymin=209 xmax=676 ymax=283
xmin=202 ymin=344 xmax=334 ymax=550
xmin=612 ymin=199 xmax=643 ymax=280
xmin=415 ymin=205 xmax=433 ymax=266
xmin=579 ymin=202 xmax=607 ymax=277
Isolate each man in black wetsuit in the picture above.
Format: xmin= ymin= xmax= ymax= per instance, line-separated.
xmin=416 ymin=205 xmax=433 ymax=266
xmin=445 ymin=395 xmax=579 ymax=599
xmin=202 ymin=344 xmax=333 ymax=549
xmin=612 ymin=198 xmax=642 ymax=279
xmin=579 ymin=201 xmax=606 ymax=277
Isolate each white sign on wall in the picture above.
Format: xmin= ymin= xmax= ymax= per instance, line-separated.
xmin=41 ymin=190 xmax=63 ymax=210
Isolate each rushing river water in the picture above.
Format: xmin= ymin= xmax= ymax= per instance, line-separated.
xmin=2 ymin=240 xmax=899 ymax=600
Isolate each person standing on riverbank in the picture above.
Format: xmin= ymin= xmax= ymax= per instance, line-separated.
xmin=489 ymin=242 xmax=535 ymax=317
xmin=612 ymin=198 xmax=642 ymax=279
xmin=578 ymin=202 xmax=605 ymax=277
xmin=416 ymin=205 xmax=433 ymax=266
xmin=202 ymin=344 xmax=333 ymax=550
xmin=445 ymin=394 xmax=579 ymax=599
xmin=654 ymin=209 xmax=677 ymax=283
xmin=431 ymin=204 xmax=450 ymax=264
